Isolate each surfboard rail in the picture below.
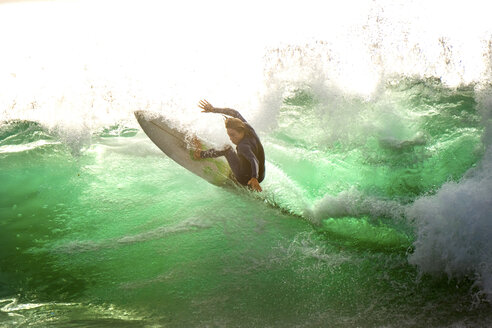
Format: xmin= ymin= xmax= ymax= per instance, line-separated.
xmin=134 ymin=110 xmax=235 ymax=187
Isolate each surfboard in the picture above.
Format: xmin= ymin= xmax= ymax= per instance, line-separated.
xmin=134 ymin=110 xmax=235 ymax=187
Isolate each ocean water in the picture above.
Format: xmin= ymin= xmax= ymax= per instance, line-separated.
xmin=1 ymin=0 xmax=492 ymax=327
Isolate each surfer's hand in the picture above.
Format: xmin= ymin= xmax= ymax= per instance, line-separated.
xmin=198 ymin=100 xmax=215 ymax=113
xmin=192 ymin=137 xmax=202 ymax=160
xmin=247 ymin=178 xmax=262 ymax=192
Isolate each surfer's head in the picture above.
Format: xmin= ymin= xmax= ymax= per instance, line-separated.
xmin=225 ymin=118 xmax=246 ymax=145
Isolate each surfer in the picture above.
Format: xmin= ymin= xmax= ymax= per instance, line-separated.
xmin=193 ymin=100 xmax=265 ymax=192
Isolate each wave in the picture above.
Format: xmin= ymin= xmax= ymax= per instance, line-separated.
xmin=1 ymin=0 xmax=492 ymax=305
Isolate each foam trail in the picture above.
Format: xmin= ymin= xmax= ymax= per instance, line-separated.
xmin=52 ymin=217 xmax=211 ymax=254
xmin=260 ymin=161 xmax=310 ymax=217
xmin=305 ymin=188 xmax=406 ymax=224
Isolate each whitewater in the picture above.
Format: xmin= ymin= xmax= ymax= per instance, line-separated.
xmin=1 ymin=0 xmax=492 ymax=327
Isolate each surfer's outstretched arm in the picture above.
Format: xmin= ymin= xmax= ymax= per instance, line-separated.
xmin=198 ymin=99 xmax=247 ymax=122
xmin=192 ymin=136 xmax=230 ymax=160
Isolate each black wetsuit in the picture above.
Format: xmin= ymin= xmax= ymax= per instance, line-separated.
xmin=199 ymin=108 xmax=265 ymax=186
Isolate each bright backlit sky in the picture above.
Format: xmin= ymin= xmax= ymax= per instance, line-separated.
xmin=0 ymin=0 xmax=491 ymax=129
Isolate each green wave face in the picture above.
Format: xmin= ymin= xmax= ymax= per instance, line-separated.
xmin=1 ymin=76 xmax=491 ymax=327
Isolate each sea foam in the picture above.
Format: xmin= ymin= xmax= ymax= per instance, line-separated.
xmin=407 ymin=86 xmax=492 ymax=301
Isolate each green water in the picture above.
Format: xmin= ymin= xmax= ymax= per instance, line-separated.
xmin=1 ymin=79 xmax=491 ymax=327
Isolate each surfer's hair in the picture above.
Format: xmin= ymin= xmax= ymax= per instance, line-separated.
xmin=225 ymin=117 xmax=246 ymax=133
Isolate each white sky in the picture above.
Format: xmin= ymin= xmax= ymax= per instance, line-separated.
xmin=0 ymin=0 xmax=491 ymax=127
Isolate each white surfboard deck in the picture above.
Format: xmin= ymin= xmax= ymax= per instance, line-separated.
xmin=134 ymin=110 xmax=236 ymax=187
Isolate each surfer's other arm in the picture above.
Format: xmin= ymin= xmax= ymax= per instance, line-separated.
xmin=198 ymin=100 xmax=247 ymax=122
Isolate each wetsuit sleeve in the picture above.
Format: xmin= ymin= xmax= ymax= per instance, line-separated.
xmin=200 ymin=148 xmax=227 ymax=159
xmin=213 ymin=108 xmax=247 ymax=123
xmin=238 ymin=143 xmax=259 ymax=179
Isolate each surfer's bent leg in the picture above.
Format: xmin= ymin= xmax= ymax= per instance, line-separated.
xmin=223 ymin=148 xmax=250 ymax=185
xmin=200 ymin=147 xmax=249 ymax=185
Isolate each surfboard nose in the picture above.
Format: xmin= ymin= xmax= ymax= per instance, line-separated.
xmin=134 ymin=110 xmax=146 ymax=120
xmin=134 ymin=110 xmax=153 ymax=123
